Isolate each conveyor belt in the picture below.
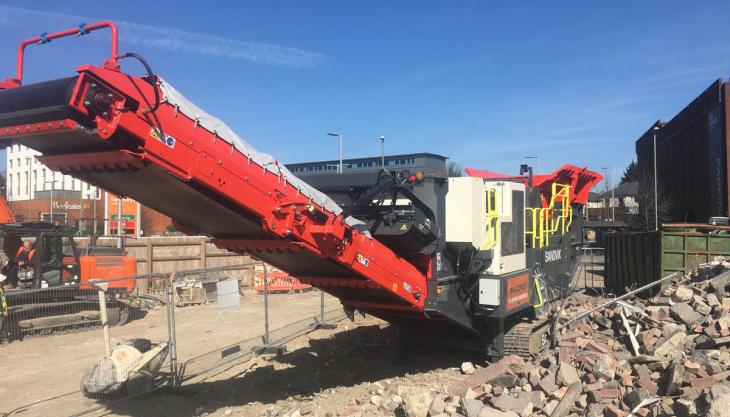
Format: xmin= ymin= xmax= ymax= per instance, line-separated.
xmin=0 ymin=66 xmax=428 ymax=319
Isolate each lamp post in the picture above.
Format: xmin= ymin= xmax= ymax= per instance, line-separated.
xmin=116 ymin=194 xmax=123 ymax=249
xmin=525 ymin=156 xmax=540 ymax=174
xmin=326 ymin=132 xmax=343 ymax=174
xmin=652 ymin=126 xmax=660 ymax=231
xmin=44 ymin=178 xmax=56 ymax=223
xmin=93 ymin=188 xmax=98 ymax=235
xmin=26 ymin=157 xmax=31 ymax=220
xmin=379 ymin=136 xmax=385 ymax=168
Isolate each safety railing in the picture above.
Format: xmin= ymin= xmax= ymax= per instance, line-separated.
xmin=525 ymin=183 xmax=573 ymax=249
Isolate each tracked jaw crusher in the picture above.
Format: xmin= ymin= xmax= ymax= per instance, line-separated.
xmin=0 ymin=22 xmax=602 ymax=359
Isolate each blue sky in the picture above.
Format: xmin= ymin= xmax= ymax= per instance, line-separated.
xmin=1 ymin=1 xmax=729 ymax=186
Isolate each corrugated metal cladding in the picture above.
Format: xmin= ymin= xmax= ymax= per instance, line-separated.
xmin=636 ymin=79 xmax=729 ymax=222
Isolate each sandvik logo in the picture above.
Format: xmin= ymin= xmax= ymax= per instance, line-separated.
xmin=544 ymin=249 xmax=562 ymax=263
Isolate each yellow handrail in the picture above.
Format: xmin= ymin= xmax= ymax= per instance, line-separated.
xmin=525 ymin=183 xmax=574 ymax=248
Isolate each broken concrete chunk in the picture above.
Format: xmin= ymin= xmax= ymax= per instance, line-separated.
xmin=537 ymin=374 xmax=558 ymax=395
xmin=491 ymin=395 xmax=532 ymax=417
xmin=670 ymin=302 xmax=704 ymax=326
xmin=666 ymin=364 xmax=685 ymax=396
xmin=653 ymin=331 xmax=687 ymax=358
xmin=478 ymin=406 xmax=519 ymax=417
xmin=672 ymin=286 xmax=694 ymax=302
xmin=707 ymin=383 xmax=730 ymax=417
xmin=592 ymin=354 xmax=615 ymax=381
xmin=461 ymin=398 xmax=484 ymax=417
xmin=707 ymin=293 xmax=721 ymax=307
xmin=694 ymin=300 xmax=712 ymax=316
xmin=402 ymin=386 xmax=432 ymax=417
xmin=710 ymin=270 xmax=730 ymax=292
xmin=557 ymin=363 xmax=581 ymax=386
xmin=462 ymin=362 xmax=476 ymax=375
xmin=429 ymin=395 xmax=447 ymax=416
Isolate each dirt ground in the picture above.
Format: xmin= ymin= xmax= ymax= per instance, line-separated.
xmin=1 ymin=290 xmax=339 ymax=417
xmin=90 ymin=316 xmax=473 ymax=417
xmin=1 ymin=255 xmax=608 ymax=417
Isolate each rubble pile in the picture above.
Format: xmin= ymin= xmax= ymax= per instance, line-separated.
xmin=332 ymin=260 xmax=730 ymax=417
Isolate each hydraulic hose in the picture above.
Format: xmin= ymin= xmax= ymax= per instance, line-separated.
xmin=117 ymin=52 xmax=160 ymax=114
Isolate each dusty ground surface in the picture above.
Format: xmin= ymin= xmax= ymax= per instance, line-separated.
xmin=89 ymin=316 xmax=475 ymax=417
xmin=1 ymin=290 xmax=337 ymax=417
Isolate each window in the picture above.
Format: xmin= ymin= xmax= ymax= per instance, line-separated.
xmin=8 ymin=160 xmax=12 ymax=169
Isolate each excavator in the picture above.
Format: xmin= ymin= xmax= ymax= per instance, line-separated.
xmin=0 ymin=194 xmax=136 ymax=340
xmin=0 ymin=22 xmax=601 ymax=358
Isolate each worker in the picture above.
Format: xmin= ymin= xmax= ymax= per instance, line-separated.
xmin=0 ymin=275 xmax=7 ymax=344
xmin=1 ymin=235 xmax=22 ymax=288
xmin=4 ymin=241 xmax=35 ymax=288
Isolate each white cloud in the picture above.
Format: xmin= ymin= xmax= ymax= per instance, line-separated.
xmin=0 ymin=6 xmax=325 ymax=68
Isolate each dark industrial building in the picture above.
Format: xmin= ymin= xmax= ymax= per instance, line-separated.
xmin=286 ymin=152 xmax=447 ymax=175
xmin=636 ymin=79 xmax=730 ymax=223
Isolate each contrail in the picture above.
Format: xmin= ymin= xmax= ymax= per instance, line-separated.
xmin=0 ymin=5 xmax=326 ymax=68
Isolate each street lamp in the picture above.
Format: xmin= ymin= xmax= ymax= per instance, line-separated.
xmin=26 ymin=157 xmax=31 ymax=220
xmin=652 ymin=126 xmax=660 ymax=231
xmin=44 ymin=178 xmax=56 ymax=223
xmin=525 ymin=156 xmax=540 ymax=174
xmin=326 ymin=132 xmax=343 ymax=174
xmin=379 ymin=136 xmax=385 ymax=168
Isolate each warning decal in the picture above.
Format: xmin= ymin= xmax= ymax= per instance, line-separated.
xmin=506 ymin=274 xmax=530 ymax=310
xmin=356 ymin=253 xmax=369 ymax=267
xmin=149 ymin=127 xmax=176 ymax=148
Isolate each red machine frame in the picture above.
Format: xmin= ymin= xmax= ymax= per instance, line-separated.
xmin=0 ymin=22 xmax=427 ymax=315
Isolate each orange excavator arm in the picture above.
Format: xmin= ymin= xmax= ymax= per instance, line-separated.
xmin=0 ymin=195 xmax=15 ymax=224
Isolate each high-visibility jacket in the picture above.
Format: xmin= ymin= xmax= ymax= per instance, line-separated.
xmin=0 ymin=287 xmax=6 ymax=317
xmin=15 ymin=247 xmax=35 ymax=263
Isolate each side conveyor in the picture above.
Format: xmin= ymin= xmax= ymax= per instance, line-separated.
xmin=0 ymin=65 xmax=429 ymax=319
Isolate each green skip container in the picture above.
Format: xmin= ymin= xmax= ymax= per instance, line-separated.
xmin=605 ymin=225 xmax=730 ymax=296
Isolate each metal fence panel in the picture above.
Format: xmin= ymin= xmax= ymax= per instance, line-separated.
xmin=1 ymin=263 xmax=345 ymax=417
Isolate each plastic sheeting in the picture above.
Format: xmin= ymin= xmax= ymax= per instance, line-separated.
xmin=159 ymin=79 xmax=363 ymax=228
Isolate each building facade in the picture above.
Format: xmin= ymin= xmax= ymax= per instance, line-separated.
xmin=286 ymin=152 xmax=447 ymax=175
xmin=6 ymin=144 xmax=99 ymax=201
xmin=6 ymin=144 xmax=173 ymax=236
xmin=585 ymin=181 xmax=639 ymax=225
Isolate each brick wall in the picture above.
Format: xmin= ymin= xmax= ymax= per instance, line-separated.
xmin=141 ymin=205 xmax=172 ymax=236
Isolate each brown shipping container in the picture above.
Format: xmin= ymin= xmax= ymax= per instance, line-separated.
xmin=635 ymin=79 xmax=729 ymax=222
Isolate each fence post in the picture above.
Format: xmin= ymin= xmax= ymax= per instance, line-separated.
xmin=166 ymin=273 xmax=179 ymax=388
xmin=315 ymin=288 xmax=336 ymax=330
xmin=92 ymin=281 xmax=112 ymax=357
xmin=263 ymin=265 xmax=270 ymax=346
